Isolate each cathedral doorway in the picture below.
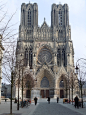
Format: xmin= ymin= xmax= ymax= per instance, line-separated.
xmin=60 ymin=90 xmax=64 ymax=98
xmin=46 ymin=90 xmax=49 ymax=97
xmin=40 ymin=76 xmax=50 ymax=98
xmin=59 ymin=79 xmax=64 ymax=98
xmin=37 ymin=68 xmax=54 ymax=98
xmin=26 ymin=90 xmax=30 ymax=98
xmin=40 ymin=90 xmax=49 ymax=98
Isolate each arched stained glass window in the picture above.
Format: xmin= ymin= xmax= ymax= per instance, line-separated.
xmin=29 ymin=48 xmax=33 ymax=69
xmin=58 ymin=9 xmax=62 ymax=26
xmin=25 ymin=48 xmax=28 ymax=66
xmin=59 ymin=80 xmax=64 ymax=88
xmin=62 ymin=49 xmax=65 ymax=66
xmin=23 ymin=9 xmax=25 ymax=26
xmin=54 ymin=9 xmax=55 ymax=25
xmin=40 ymin=77 xmax=49 ymax=88
xmin=57 ymin=49 xmax=61 ymax=66
xmin=28 ymin=9 xmax=31 ymax=27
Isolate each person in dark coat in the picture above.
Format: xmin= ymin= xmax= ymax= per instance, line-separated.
xmin=57 ymin=97 xmax=59 ymax=103
xmin=74 ymin=95 xmax=79 ymax=108
xmin=5 ymin=98 xmax=7 ymax=102
xmin=34 ymin=97 xmax=38 ymax=105
xmin=47 ymin=97 xmax=50 ymax=104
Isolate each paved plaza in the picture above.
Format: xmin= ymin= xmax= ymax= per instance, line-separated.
xmin=0 ymin=99 xmax=86 ymax=115
xmin=30 ymin=102 xmax=82 ymax=115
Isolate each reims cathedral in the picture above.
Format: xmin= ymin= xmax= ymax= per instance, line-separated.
xmin=15 ymin=2 xmax=78 ymax=99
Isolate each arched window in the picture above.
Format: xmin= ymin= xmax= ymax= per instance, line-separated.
xmin=58 ymin=9 xmax=62 ymax=26
xmin=57 ymin=49 xmax=61 ymax=66
xmin=28 ymin=9 xmax=31 ymax=27
xmin=54 ymin=9 xmax=55 ymax=25
xmin=40 ymin=77 xmax=49 ymax=88
xmin=23 ymin=9 xmax=25 ymax=26
xmin=29 ymin=48 xmax=33 ymax=69
xmin=58 ymin=30 xmax=63 ymax=38
xmin=59 ymin=80 xmax=64 ymax=88
xmin=62 ymin=49 xmax=65 ymax=66
xmin=25 ymin=49 xmax=28 ymax=66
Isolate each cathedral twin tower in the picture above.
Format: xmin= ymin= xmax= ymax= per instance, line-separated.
xmin=16 ymin=2 xmax=76 ymax=98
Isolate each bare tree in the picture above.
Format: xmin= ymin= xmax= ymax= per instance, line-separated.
xmin=15 ymin=60 xmax=35 ymax=108
xmin=2 ymin=45 xmax=16 ymax=114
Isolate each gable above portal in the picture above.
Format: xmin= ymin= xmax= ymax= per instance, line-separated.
xmin=57 ymin=65 xmax=67 ymax=79
xmin=41 ymin=19 xmax=50 ymax=29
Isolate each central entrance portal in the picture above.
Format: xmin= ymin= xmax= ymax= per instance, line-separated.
xmin=40 ymin=76 xmax=50 ymax=98
xmin=41 ymin=90 xmax=49 ymax=98
xmin=39 ymin=69 xmax=54 ymax=98
xmin=60 ymin=90 xmax=64 ymax=98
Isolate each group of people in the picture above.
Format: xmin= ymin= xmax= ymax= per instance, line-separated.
xmin=34 ymin=96 xmax=59 ymax=105
xmin=19 ymin=99 xmax=31 ymax=107
xmin=47 ymin=97 xmax=59 ymax=104
xmin=23 ymin=95 xmax=80 ymax=108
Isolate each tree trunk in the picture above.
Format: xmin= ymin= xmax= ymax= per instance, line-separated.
xmin=17 ymin=78 xmax=19 ymax=110
xmin=66 ymin=80 xmax=67 ymax=98
xmin=10 ymin=72 xmax=13 ymax=114
xmin=72 ymin=78 xmax=73 ymax=105
xmin=22 ymin=76 xmax=23 ymax=108
xmin=17 ymin=68 xmax=20 ymax=110
xmin=72 ymin=85 xmax=73 ymax=105
xmin=81 ymin=84 xmax=82 ymax=98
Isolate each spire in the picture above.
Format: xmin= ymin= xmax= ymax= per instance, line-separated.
xmin=59 ymin=2 xmax=61 ymax=4
xmin=44 ymin=17 xmax=45 ymax=22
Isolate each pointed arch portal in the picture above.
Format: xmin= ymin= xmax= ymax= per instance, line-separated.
xmin=36 ymin=68 xmax=54 ymax=98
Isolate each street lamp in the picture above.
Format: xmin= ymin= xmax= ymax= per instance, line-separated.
xmin=75 ymin=58 xmax=86 ymax=108
xmin=75 ymin=63 xmax=83 ymax=108
xmin=75 ymin=65 xmax=79 ymax=74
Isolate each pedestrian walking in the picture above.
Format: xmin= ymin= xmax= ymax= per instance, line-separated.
xmin=74 ymin=95 xmax=79 ymax=108
xmin=34 ymin=97 xmax=38 ymax=105
xmin=47 ymin=97 xmax=50 ymax=104
xmin=57 ymin=97 xmax=59 ymax=103
xmin=5 ymin=98 xmax=6 ymax=102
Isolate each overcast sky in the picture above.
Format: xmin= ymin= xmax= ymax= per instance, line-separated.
xmin=1 ymin=0 xmax=86 ymax=83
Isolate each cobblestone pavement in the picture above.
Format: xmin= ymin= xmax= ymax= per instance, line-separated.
xmin=30 ymin=102 xmax=83 ymax=115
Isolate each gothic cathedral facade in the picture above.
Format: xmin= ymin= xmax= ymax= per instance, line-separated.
xmin=15 ymin=2 xmax=78 ymax=99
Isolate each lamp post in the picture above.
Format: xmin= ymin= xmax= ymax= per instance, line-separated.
xmin=70 ymin=73 xmax=74 ymax=105
xmin=75 ymin=58 xmax=86 ymax=108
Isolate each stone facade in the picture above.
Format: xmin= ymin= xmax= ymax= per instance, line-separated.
xmin=15 ymin=3 xmax=78 ymax=99
xmin=0 ymin=35 xmax=4 ymax=103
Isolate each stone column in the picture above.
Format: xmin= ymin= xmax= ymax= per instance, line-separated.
xmin=0 ymin=61 xmax=2 ymax=104
xmin=54 ymin=89 xmax=57 ymax=98
xmin=0 ymin=78 xmax=1 ymax=104
xmin=54 ymin=77 xmax=57 ymax=98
